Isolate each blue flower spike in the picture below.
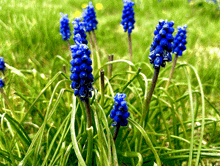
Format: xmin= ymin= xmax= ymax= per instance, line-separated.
xmin=121 ymin=0 xmax=135 ymax=34
xmin=173 ymin=25 xmax=187 ymax=56
xmin=0 ymin=57 xmax=6 ymax=72
xmin=110 ymin=93 xmax=130 ymax=127
xmin=82 ymin=1 xmax=98 ymax=32
xmin=60 ymin=12 xmax=71 ymax=41
xmin=70 ymin=34 xmax=94 ymax=101
xmin=72 ymin=17 xmax=88 ymax=45
xmin=149 ymin=19 xmax=175 ymax=69
xmin=0 ymin=77 xmax=4 ymax=88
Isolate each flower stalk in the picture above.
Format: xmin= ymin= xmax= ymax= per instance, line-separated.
xmin=67 ymin=40 xmax=71 ymax=52
xmin=92 ymin=30 xmax=101 ymax=70
xmin=166 ymin=24 xmax=187 ymax=90
xmin=88 ymin=32 xmax=94 ymax=72
xmin=165 ymin=54 xmax=178 ymax=90
xmin=100 ymin=69 xmax=105 ymax=106
xmin=108 ymin=54 xmax=114 ymax=78
xmin=84 ymin=97 xmax=93 ymax=166
xmin=63 ymin=64 xmax=66 ymax=74
xmin=128 ymin=33 xmax=133 ymax=80
xmin=128 ymin=33 xmax=133 ymax=63
xmin=113 ymin=124 xmax=120 ymax=143
xmin=141 ymin=67 xmax=160 ymax=125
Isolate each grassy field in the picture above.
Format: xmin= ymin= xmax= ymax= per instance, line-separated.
xmin=0 ymin=0 xmax=220 ymax=165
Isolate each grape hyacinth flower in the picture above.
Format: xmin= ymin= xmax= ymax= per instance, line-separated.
xmin=110 ymin=93 xmax=130 ymax=126
xmin=121 ymin=0 xmax=135 ymax=75
xmin=173 ymin=25 xmax=187 ymax=56
xmin=82 ymin=1 xmax=98 ymax=32
xmin=72 ymin=17 xmax=88 ymax=45
xmin=60 ymin=13 xmax=71 ymax=41
xmin=141 ymin=20 xmax=175 ymax=133
xmin=82 ymin=1 xmax=101 ymax=70
xmin=70 ymin=34 xmax=94 ymax=165
xmin=0 ymin=77 xmax=4 ymax=88
xmin=149 ymin=19 xmax=175 ymax=69
xmin=110 ymin=93 xmax=130 ymax=142
xmin=166 ymin=25 xmax=188 ymax=90
xmin=0 ymin=57 xmax=6 ymax=72
xmin=70 ymin=34 xmax=94 ymax=101
xmin=121 ymin=0 xmax=135 ymax=34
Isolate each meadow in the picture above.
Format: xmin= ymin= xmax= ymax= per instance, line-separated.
xmin=0 ymin=0 xmax=220 ymax=165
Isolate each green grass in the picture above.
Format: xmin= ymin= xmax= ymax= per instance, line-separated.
xmin=0 ymin=0 xmax=220 ymax=165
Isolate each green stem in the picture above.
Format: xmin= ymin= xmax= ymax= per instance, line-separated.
xmin=118 ymin=151 xmax=143 ymax=166
xmin=70 ymin=96 xmax=86 ymax=166
xmin=128 ymin=118 xmax=161 ymax=166
xmin=184 ymin=68 xmax=194 ymax=166
xmin=125 ymin=140 xmax=135 ymax=166
xmin=165 ymin=54 xmax=178 ymax=90
xmin=84 ymin=97 xmax=93 ymax=166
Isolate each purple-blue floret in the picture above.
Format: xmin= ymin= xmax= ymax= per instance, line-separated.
xmin=0 ymin=77 xmax=4 ymax=88
xmin=60 ymin=13 xmax=71 ymax=41
xmin=172 ymin=25 xmax=187 ymax=56
xmin=149 ymin=19 xmax=175 ymax=69
xmin=70 ymin=34 xmax=94 ymax=101
xmin=72 ymin=17 xmax=88 ymax=45
xmin=110 ymin=93 xmax=130 ymax=127
xmin=121 ymin=0 xmax=135 ymax=34
xmin=82 ymin=2 xmax=98 ymax=32
xmin=0 ymin=57 xmax=6 ymax=72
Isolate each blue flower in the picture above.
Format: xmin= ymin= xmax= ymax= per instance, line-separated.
xmin=60 ymin=13 xmax=71 ymax=41
xmin=110 ymin=93 xmax=130 ymax=127
xmin=172 ymin=25 xmax=187 ymax=56
xmin=72 ymin=17 xmax=88 ymax=45
xmin=149 ymin=20 xmax=175 ymax=69
xmin=0 ymin=77 xmax=4 ymax=88
xmin=70 ymin=34 xmax=94 ymax=101
xmin=0 ymin=57 xmax=6 ymax=72
xmin=82 ymin=1 xmax=98 ymax=32
xmin=121 ymin=0 xmax=135 ymax=34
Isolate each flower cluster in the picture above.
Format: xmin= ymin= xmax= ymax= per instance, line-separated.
xmin=173 ymin=25 xmax=187 ymax=56
xmin=70 ymin=34 xmax=94 ymax=101
xmin=60 ymin=13 xmax=71 ymax=41
xmin=82 ymin=1 xmax=98 ymax=32
xmin=72 ymin=17 xmax=88 ymax=45
xmin=0 ymin=77 xmax=4 ymax=88
xmin=121 ymin=0 xmax=135 ymax=34
xmin=110 ymin=93 xmax=130 ymax=126
xmin=0 ymin=57 xmax=6 ymax=72
xmin=149 ymin=20 xmax=175 ymax=69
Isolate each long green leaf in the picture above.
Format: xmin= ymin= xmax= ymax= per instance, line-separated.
xmin=70 ymin=95 xmax=86 ymax=166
